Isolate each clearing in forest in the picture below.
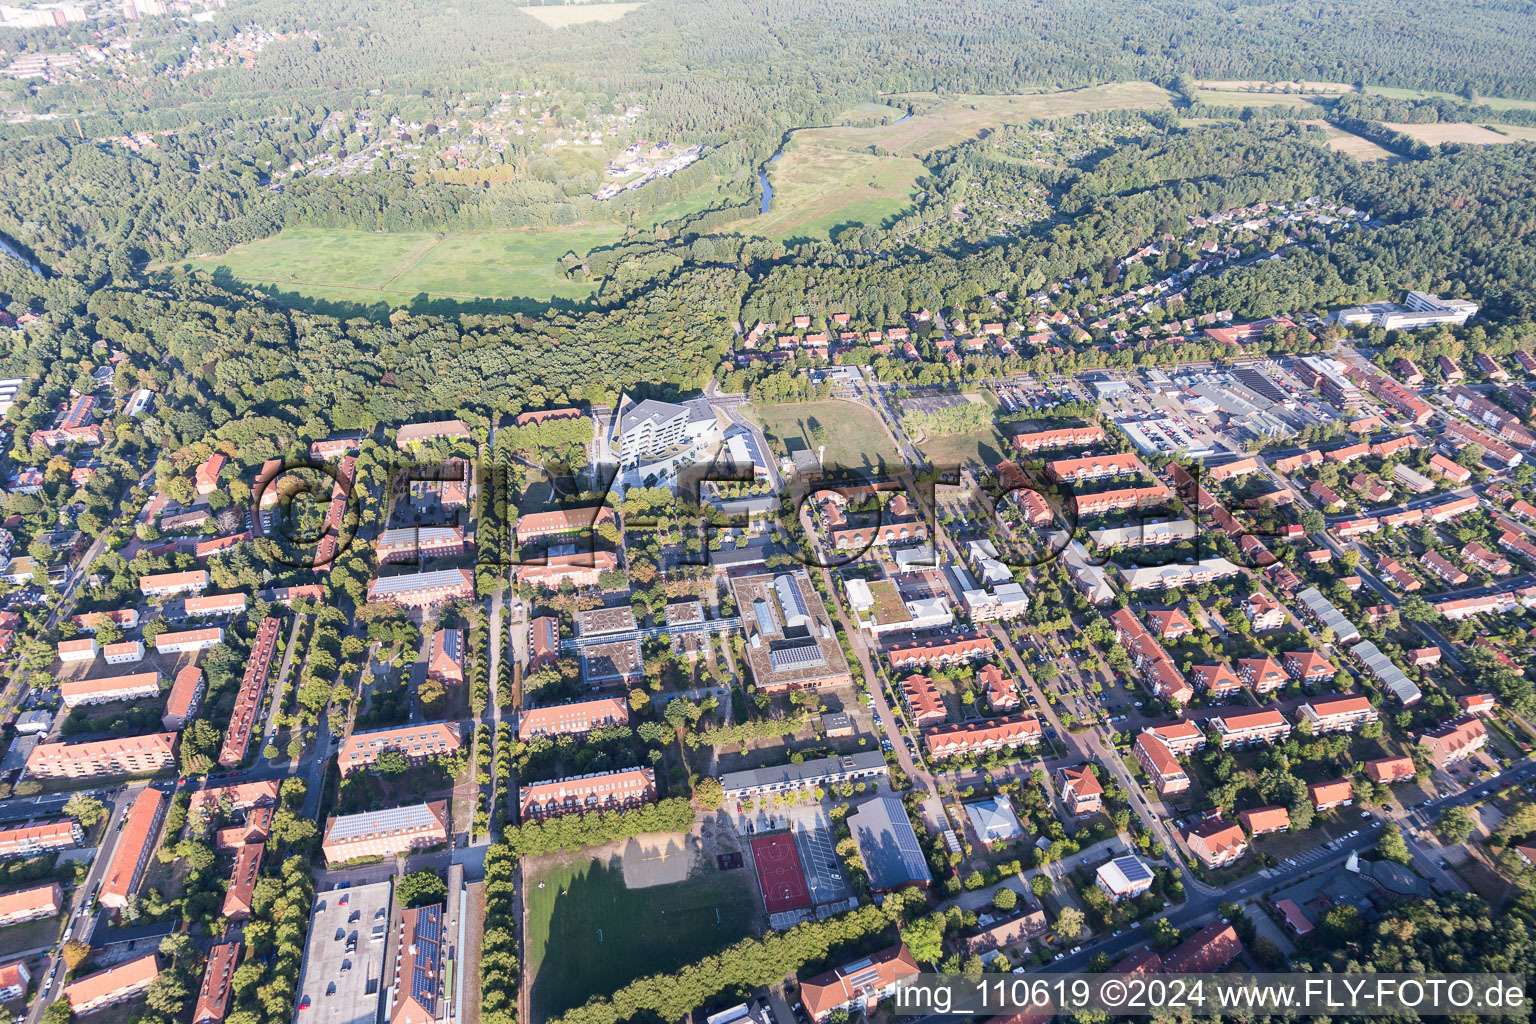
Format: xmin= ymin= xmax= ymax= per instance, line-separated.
xmin=1383 ymin=122 xmax=1520 ymax=145
xmin=519 ymin=2 xmax=647 ymax=28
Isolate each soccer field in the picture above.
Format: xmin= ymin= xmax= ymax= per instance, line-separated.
xmin=525 ymin=851 xmax=759 ymax=1021
xmin=173 ymin=223 xmax=626 ymax=310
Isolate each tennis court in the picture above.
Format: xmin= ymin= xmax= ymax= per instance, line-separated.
xmin=749 ymin=834 xmax=812 ymax=913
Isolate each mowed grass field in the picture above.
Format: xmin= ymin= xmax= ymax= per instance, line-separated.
xmin=748 ymin=139 xmax=924 ymax=241
xmin=751 ymin=400 xmax=902 ymax=475
xmin=518 ymin=2 xmax=648 ymax=28
xmin=1193 ymin=89 xmax=1326 ymax=109
xmin=526 ymin=852 xmax=758 ymax=1022
xmin=175 ymin=224 xmax=626 ymax=308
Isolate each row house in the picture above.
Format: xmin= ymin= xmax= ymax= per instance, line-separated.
xmin=1435 ymin=594 xmax=1517 ymax=620
xmin=1421 ymin=550 xmax=1469 ymax=585
xmin=923 ymin=716 xmax=1041 ymax=759
xmin=1458 ymin=693 xmax=1497 ymax=716
xmin=1377 ymin=556 xmax=1420 ymax=593
xmin=886 ymin=635 xmax=995 ymax=669
xmin=520 ymin=768 xmax=657 ymax=820
xmin=1463 ymin=541 xmax=1512 ymax=576
xmin=1445 ymin=421 xmax=1522 ymax=467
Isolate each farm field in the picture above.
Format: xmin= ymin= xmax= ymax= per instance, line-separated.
xmin=1367 ymin=85 xmax=1536 ymax=111
xmin=1383 ymin=122 xmax=1519 ymax=145
xmin=750 ymin=400 xmax=903 ymax=476
xmin=525 ymin=845 xmax=758 ymax=1022
xmin=518 ymin=2 xmax=648 ymax=27
xmin=1194 ymin=90 xmax=1325 ymax=109
xmin=1196 ymin=79 xmax=1355 ymax=95
xmin=175 ymin=224 xmax=626 ymax=309
xmin=743 ymin=138 xmax=923 ymax=241
xmin=815 ymin=82 xmax=1176 ymax=157
xmin=1306 ymin=121 xmax=1396 ymax=161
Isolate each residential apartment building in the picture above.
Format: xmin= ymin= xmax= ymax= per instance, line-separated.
xmin=1211 ymin=709 xmax=1292 ymax=748
xmin=25 ymin=733 xmax=177 ymax=779
xmin=1134 ymin=732 xmax=1190 ymax=795
xmin=139 ymin=570 xmax=209 ymax=597
xmin=1185 ymin=818 xmax=1249 ymax=869
xmin=154 ymin=627 xmax=224 ymax=654
xmin=65 ymin=956 xmax=160 ymax=1015
xmin=388 ymin=904 xmax=444 ymax=1024
xmin=1057 ymin=765 xmax=1103 ymax=816
xmin=720 ymin=752 xmax=888 ymax=804
xmin=337 ymin=723 xmax=462 ymax=776
xmin=798 ymin=944 xmax=920 ymax=1023
xmin=184 ymin=593 xmax=248 ymax=618
xmin=517 ymin=697 xmax=629 ymax=740
xmin=1420 ymin=717 xmax=1488 ymax=768
xmin=395 ymin=419 xmax=471 ymax=450
xmin=1237 ymin=655 xmax=1288 ymax=694
xmin=923 ymin=716 xmax=1041 ymax=759
xmin=514 ymin=506 xmax=618 ymax=545
xmin=194 ymin=941 xmax=241 ymax=1024
xmin=59 ymin=672 xmax=161 ymax=708
xmin=886 ymin=635 xmax=995 ymax=669
xmin=1308 ymin=780 xmax=1353 ymax=811
xmin=519 ymin=768 xmax=657 ymax=820
xmin=163 ymin=665 xmax=206 ymax=730
xmin=0 ymin=820 xmax=82 ymax=859
xmin=1238 ymin=806 xmax=1291 ymax=836
xmin=0 ymin=882 xmax=62 ymax=925
xmin=321 ymin=801 xmax=450 ymax=865
xmin=218 ymin=617 xmax=281 ymax=767
xmin=365 ymin=568 xmax=475 ymax=609
xmin=1297 ymin=694 xmax=1379 ymax=734
xmin=427 ymin=628 xmax=464 ymax=684
xmin=99 ymin=788 xmax=167 ymax=909
xmin=375 ymin=525 xmax=467 ymax=563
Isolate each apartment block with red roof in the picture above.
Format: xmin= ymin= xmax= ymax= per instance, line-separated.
xmin=1236 ymin=655 xmax=1288 ymax=694
xmin=0 ymin=820 xmax=82 ymax=858
xmin=162 ymin=665 xmax=205 ymax=730
xmin=1046 ymin=452 xmax=1145 ymax=483
xmin=1457 ymin=693 xmax=1497 ymax=716
xmin=154 ymin=627 xmax=224 ymax=654
xmin=517 ymin=696 xmax=629 ymax=740
xmin=100 ymin=788 xmax=166 ymax=909
xmin=139 ymin=570 xmax=209 ymax=597
xmin=1211 ymin=709 xmax=1291 ymax=748
xmin=1298 ymin=694 xmax=1378 ymax=734
xmin=366 ymin=568 xmax=475 ymax=609
xmin=220 ymin=843 xmax=263 ymax=921
xmin=1463 ymin=541 xmax=1512 ymax=576
xmin=337 ymin=723 xmax=462 ymax=776
xmin=1057 ymin=765 xmax=1103 ymax=816
xmin=25 ymin=732 xmax=177 ymax=779
xmin=514 ymin=505 xmax=617 ymax=545
xmin=1420 ymin=716 xmax=1488 ymax=768
xmin=194 ymin=941 xmax=241 ymax=1024
xmin=1012 ymin=425 xmax=1106 ymax=452
xmin=980 ymin=664 xmax=1019 ymax=711
xmin=924 ymin=716 xmax=1041 ymax=759
xmin=388 ymin=904 xmax=445 ymax=1024
xmin=426 ymin=628 xmax=464 ymax=684
xmin=516 ymin=549 xmax=618 ymax=591
xmin=1185 ymin=818 xmax=1248 ymax=868
xmin=218 ymin=616 xmax=281 ymax=767
xmin=1284 ymin=649 xmax=1335 ymax=684
xmin=1191 ymin=663 xmax=1242 ymax=699
xmin=899 ymin=674 xmax=947 ymax=727
xmin=1110 ymin=608 xmax=1193 ymax=704
xmin=1144 ymin=720 xmax=1205 ymax=756
xmin=65 ymin=955 xmax=160 ymax=1015
xmin=528 ymin=615 xmax=561 ymax=671
xmin=1238 ymin=805 xmax=1290 ymax=836
xmin=1145 ymin=608 xmax=1195 ymax=640
xmin=1366 ymin=756 xmax=1417 ymax=783
xmin=1308 ymin=780 xmax=1353 ymax=811
xmin=799 ymin=943 xmax=920 ymax=1023
xmin=1134 ymin=732 xmax=1189 ymax=795
xmin=886 ymin=635 xmax=995 ymax=669
xmin=0 ymin=882 xmax=62 ymax=925
xmin=59 ymin=672 xmax=161 ymax=708
xmin=1161 ymin=922 xmax=1243 ymax=973
xmin=519 ymin=768 xmax=656 ymax=819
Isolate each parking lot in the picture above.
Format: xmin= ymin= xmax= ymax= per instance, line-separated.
xmin=294 ymin=880 xmax=393 ymax=1024
xmin=792 ymin=823 xmax=850 ymax=905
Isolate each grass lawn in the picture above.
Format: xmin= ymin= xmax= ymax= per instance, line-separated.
xmin=518 ymin=2 xmax=648 ymax=27
xmin=0 ymin=913 xmax=62 ymax=959
xmin=749 ymin=400 xmax=902 ymax=475
xmin=1367 ymin=85 xmax=1536 ymax=111
xmin=1305 ymin=121 xmax=1395 ymax=161
xmin=526 ymin=850 xmax=758 ymax=1021
xmin=918 ymin=425 xmax=1015 ymax=471
xmin=173 ymin=223 xmax=626 ymax=311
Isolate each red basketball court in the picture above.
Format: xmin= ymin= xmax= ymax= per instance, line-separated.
xmin=749 ymin=833 xmax=812 ymax=913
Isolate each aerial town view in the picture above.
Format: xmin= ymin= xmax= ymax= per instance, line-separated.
xmin=2 ymin=1 xmax=1536 ymax=1024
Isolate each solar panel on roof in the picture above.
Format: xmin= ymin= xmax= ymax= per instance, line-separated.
xmin=1114 ymin=856 xmax=1153 ymax=884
